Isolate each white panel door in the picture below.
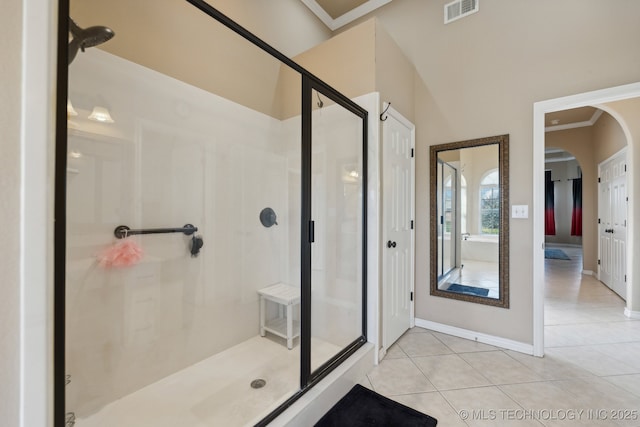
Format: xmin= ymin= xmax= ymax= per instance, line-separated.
xmin=599 ymin=163 xmax=612 ymax=286
xmin=611 ymin=156 xmax=627 ymax=298
xmin=599 ymin=150 xmax=627 ymax=299
xmin=382 ymin=106 xmax=415 ymax=350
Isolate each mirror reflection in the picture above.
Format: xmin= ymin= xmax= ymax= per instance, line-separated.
xmin=430 ymin=135 xmax=509 ymax=308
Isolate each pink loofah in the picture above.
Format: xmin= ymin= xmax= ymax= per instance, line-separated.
xmin=97 ymin=238 xmax=143 ymax=268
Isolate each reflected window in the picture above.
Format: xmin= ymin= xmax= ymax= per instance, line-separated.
xmin=480 ymin=169 xmax=499 ymax=234
xmin=460 ymin=174 xmax=467 ymax=235
xmin=444 ymin=176 xmax=454 ymax=234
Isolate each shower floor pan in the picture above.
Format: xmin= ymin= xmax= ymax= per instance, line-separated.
xmin=77 ymin=335 xmax=341 ymax=426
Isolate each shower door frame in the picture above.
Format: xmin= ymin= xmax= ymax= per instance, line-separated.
xmin=53 ymin=1 xmax=368 ymax=426
xmin=300 ymin=75 xmax=368 ymax=391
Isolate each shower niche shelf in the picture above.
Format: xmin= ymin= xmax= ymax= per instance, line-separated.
xmin=258 ymin=283 xmax=301 ymax=349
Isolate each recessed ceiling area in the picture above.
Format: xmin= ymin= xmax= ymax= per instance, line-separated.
xmin=544 ymin=107 xmax=604 ymax=163
xmin=545 ymin=106 xmax=602 ymax=131
xmin=301 ymin=0 xmax=392 ymax=30
xmin=545 ymin=148 xmax=576 ymax=163
xmin=316 ymin=0 xmax=369 ymax=19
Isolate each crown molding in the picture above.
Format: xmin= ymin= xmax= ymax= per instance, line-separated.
xmin=545 ymin=108 xmax=603 ymax=133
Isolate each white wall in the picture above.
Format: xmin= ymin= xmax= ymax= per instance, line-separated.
xmin=67 ymin=49 xmax=293 ymax=416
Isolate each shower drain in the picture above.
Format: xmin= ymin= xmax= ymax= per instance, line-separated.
xmin=250 ymin=379 xmax=266 ymax=389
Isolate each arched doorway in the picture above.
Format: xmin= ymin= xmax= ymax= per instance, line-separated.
xmin=532 ymin=82 xmax=640 ymax=356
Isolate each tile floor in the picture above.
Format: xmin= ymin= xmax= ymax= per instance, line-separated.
xmin=363 ymin=245 xmax=640 ymax=426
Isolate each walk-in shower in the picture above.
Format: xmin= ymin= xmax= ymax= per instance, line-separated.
xmin=57 ymin=1 xmax=367 ymax=426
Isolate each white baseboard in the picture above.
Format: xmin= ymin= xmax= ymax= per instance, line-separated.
xmin=624 ymin=308 xmax=640 ymax=319
xmin=582 ymin=270 xmax=594 ymax=276
xmin=377 ymin=346 xmax=386 ymax=363
xmin=414 ymin=318 xmax=534 ymax=355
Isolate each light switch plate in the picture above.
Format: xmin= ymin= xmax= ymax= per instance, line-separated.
xmin=512 ymin=205 xmax=528 ymax=219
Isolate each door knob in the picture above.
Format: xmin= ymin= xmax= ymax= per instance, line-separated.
xmin=392 ymin=241 xmax=397 ymax=248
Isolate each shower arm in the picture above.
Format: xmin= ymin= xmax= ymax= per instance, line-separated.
xmin=114 ymin=224 xmax=198 ymax=239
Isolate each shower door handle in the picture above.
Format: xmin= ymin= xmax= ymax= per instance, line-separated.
xmin=387 ymin=240 xmax=396 ymax=248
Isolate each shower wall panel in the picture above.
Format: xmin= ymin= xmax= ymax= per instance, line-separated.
xmin=66 ymin=49 xmax=295 ymax=416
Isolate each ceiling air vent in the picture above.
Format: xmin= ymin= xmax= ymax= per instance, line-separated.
xmin=444 ymin=0 xmax=479 ymax=24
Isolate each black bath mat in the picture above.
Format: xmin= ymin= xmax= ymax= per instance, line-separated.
xmin=315 ymin=384 xmax=437 ymax=426
xmin=447 ymin=283 xmax=490 ymax=296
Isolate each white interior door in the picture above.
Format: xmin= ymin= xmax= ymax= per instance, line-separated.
xmin=598 ymin=150 xmax=627 ymax=299
xmin=599 ymin=163 xmax=612 ymax=286
xmin=382 ymin=105 xmax=415 ymax=350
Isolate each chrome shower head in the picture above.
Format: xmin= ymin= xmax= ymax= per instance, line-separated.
xmin=68 ymin=18 xmax=115 ymax=65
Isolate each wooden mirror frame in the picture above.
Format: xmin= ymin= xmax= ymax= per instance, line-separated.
xmin=429 ymin=134 xmax=510 ymax=308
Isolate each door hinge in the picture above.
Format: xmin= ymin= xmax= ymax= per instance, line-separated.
xmin=410 ymin=291 xmax=414 ymax=301
xmin=625 ymin=275 xmax=627 ymax=283
xmin=598 ymin=218 xmax=601 ymax=224
xmin=440 ymin=216 xmax=443 ymax=225
xmin=309 ymin=220 xmax=315 ymax=243
xmin=598 ymin=259 xmax=601 ymax=265
xmin=625 ymin=165 xmax=627 ymax=172
xmin=598 ymin=177 xmax=601 ymax=183
xmin=411 ymin=148 xmax=414 ymax=158
xmin=410 ymin=220 xmax=414 ymax=229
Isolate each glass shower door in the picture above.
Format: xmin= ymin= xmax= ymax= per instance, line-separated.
xmin=437 ymin=160 xmax=457 ymax=279
xmin=307 ymin=86 xmax=365 ymax=376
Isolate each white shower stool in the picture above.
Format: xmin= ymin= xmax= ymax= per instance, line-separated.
xmin=258 ymin=283 xmax=300 ymax=350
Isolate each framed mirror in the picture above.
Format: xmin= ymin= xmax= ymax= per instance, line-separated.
xmin=430 ymin=134 xmax=509 ymax=308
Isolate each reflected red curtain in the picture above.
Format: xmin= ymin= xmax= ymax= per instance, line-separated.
xmin=571 ymin=177 xmax=582 ymax=236
xmin=545 ymin=171 xmax=556 ymax=235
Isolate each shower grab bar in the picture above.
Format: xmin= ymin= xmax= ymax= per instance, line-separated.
xmin=114 ymin=224 xmax=198 ymax=239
